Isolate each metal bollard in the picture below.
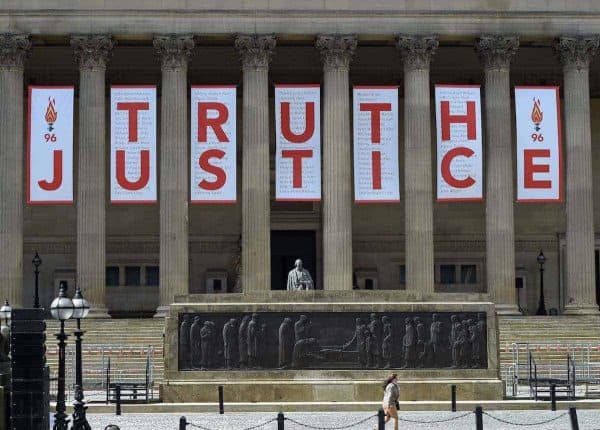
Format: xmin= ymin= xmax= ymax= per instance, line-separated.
xmin=179 ymin=416 xmax=187 ymax=430
xmin=475 ymin=406 xmax=483 ymax=430
xmin=218 ymin=385 xmax=224 ymax=414
xmin=569 ymin=407 xmax=579 ymax=430
xmin=277 ymin=412 xmax=285 ymax=430
xmin=550 ymin=384 xmax=556 ymax=411
xmin=115 ymin=384 xmax=122 ymax=416
xmin=451 ymin=385 xmax=457 ymax=412
xmin=378 ymin=408 xmax=385 ymax=430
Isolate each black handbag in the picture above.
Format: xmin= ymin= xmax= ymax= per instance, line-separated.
xmin=395 ymin=401 xmax=400 ymax=410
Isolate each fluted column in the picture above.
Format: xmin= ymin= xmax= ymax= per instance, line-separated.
xmin=0 ymin=34 xmax=30 ymax=307
xmin=556 ymin=36 xmax=600 ymax=314
xmin=316 ymin=35 xmax=356 ymax=291
xmin=72 ymin=35 xmax=114 ymax=317
xmin=397 ymin=36 xmax=438 ymax=296
xmin=235 ymin=34 xmax=276 ymax=294
xmin=476 ymin=35 xmax=519 ymax=314
xmin=154 ymin=35 xmax=194 ymax=315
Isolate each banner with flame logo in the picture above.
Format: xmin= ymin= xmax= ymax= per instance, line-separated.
xmin=515 ymin=86 xmax=562 ymax=202
xmin=27 ymin=86 xmax=74 ymax=204
xmin=110 ymin=86 xmax=157 ymax=203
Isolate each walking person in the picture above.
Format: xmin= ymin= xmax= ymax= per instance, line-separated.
xmin=379 ymin=373 xmax=399 ymax=430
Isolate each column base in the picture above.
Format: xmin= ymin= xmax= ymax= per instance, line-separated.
xmin=86 ymin=308 xmax=111 ymax=319
xmin=563 ymin=304 xmax=600 ymax=315
xmin=154 ymin=305 xmax=170 ymax=318
xmin=494 ymin=303 xmax=522 ymax=316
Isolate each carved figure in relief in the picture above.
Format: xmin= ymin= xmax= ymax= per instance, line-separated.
xmin=238 ymin=315 xmax=250 ymax=368
xmin=381 ymin=316 xmax=393 ymax=369
xmin=278 ymin=318 xmax=294 ymax=369
xmin=286 ymin=259 xmax=314 ymax=291
xmin=343 ymin=317 xmax=369 ymax=368
xmin=401 ymin=317 xmax=416 ymax=369
xmin=429 ymin=313 xmax=442 ymax=367
xmin=415 ymin=317 xmax=427 ymax=367
xmin=190 ymin=316 xmax=202 ymax=369
xmin=292 ymin=315 xmax=322 ymax=368
xmin=200 ymin=321 xmax=214 ymax=370
xmin=368 ymin=313 xmax=383 ymax=368
xmin=179 ymin=315 xmax=191 ymax=368
xmin=223 ymin=318 xmax=238 ymax=369
xmin=247 ymin=313 xmax=260 ymax=368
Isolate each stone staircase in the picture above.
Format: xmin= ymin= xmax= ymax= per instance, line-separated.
xmin=498 ymin=315 xmax=600 ymax=386
xmin=45 ymin=318 xmax=165 ymax=394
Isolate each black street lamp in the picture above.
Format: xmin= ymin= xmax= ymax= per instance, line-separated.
xmin=50 ymin=281 xmax=74 ymax=430
xmin=32 ymin=251 xmax=42 ymax=309
xmin=71 ymin=287 xmax=91 ymax=430
xmin=536 ymin=250 xmax=547 ymax=316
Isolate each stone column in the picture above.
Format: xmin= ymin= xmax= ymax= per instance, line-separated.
xmin=315 ymin=35 xmax=357 ymax=291
xmin=396 ymin=36 xmax=438 ymax=296
xmin=556 ymin=36 xmax=600 ymax=314
xmin=72 ymin=35 xmax=114 ymax=318
xmin=234 ymin=34 xmax=276 ymax=294
xmin=0 ymin=34 xmax=30 ymax=308
xmin=154 ymin=35 xmax=195 ymax=315
xmin=476 ymin=35 xmax=519 ymax=314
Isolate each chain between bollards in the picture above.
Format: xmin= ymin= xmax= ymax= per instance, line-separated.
xmin=218 ymin=385 xmax=224 ymax=414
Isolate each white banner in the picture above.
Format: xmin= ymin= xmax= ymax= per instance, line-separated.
xmin=191 ymin=86 xmax=237 ymax=203
xmin=110 ymin=86 xmax=157 ymax=203
xmin=515 ymin=86 xmax=562 ymax=202
xmin=275 ymin=85 xmax=321 ymax=201
xmin=435 ymin=85 xmax=483 ymax=201
xmin=352 ymin=86 xmax=400 ymax=203
xmin=27 ymin=86 xmax=74 ymax=204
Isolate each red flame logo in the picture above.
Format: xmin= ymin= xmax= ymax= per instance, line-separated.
xmin=45 ymin=98 xmax=57 ymax=131
xmin=531 ymin=98 xmax=543 ymax=130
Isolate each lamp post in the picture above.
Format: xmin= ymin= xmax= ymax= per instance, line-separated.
xmin=71 ymin=287 xmax=91 ymax=430
xmin=32 ymin=251 xmax=42 ymax=309
xmin=50 ymin=281 xmax=74 ymax=430
xmin=536 ymin=250 xmax=547 ymax=316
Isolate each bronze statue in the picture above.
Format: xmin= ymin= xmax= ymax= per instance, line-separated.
xmin=278 ymin=318 xmax=294 ymax=369
xmin=381 ymin=316 xmax=392 ymax=369
xmin=223 ymin=318 xmax=238 ymax=369
xmin=179 ymin=315 xmax=192 ymax=369
xmin=238 ymin=315 xmax=250 ymax=368
xmin=247 ymin=313 xmax=259 ymax=368
xmin=190 ymin=316 xmax=202 ymax=369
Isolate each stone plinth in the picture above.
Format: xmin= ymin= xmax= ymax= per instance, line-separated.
xmin=162 ymin=293 xmax=502 ymax=403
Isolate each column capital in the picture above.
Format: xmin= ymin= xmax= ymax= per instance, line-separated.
xmin=234 ymin=34 xmax=276 ymax=70
xmin=153 ymin=34 xmax=195 ymax=71
xmin=71 ymin=35 xmax=115 ymax=71
xmin=555 ymin=35 xmax=600 ymax=71
xmin=476 ymin=35 xmax=519 ymax=71
xmin=315 ymin=34 xmax=357 ymax=71
xmin=396 ymin=35 xmax=439 ymax=71
xmin=0 ymin=33 xmax=31 ymax=70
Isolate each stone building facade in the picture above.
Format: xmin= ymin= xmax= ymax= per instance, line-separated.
xmin=2 ymin=1 xmax=600 ymax=317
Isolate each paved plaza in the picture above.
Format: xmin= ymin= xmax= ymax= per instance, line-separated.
xmin=87 ymin=410 xmax=600 ymax=429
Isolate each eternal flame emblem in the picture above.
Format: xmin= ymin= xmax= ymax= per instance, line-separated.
xmin=45 ymin=97 xmax=57 ymax=132
xmin=531 ymin=97 xmax=543 ymax=132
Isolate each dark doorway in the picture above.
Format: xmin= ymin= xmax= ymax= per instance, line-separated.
xmin=271 ymin=230 xmax=317 ymax=290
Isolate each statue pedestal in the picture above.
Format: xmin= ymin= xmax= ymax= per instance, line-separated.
xmin=162 ymin=291 xmax=503 ymax=404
